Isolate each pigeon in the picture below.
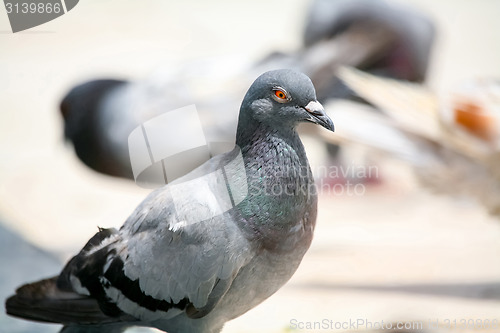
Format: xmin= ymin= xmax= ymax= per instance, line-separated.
xmin=6 ymin=69 xmax=335 ymax=333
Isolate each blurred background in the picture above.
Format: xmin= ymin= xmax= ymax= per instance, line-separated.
xmin=1 ymin=0 xmax=500 ymax=332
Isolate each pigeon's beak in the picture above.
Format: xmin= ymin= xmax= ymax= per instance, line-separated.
xmin=304 ymin=100 xmax=335 ymax=132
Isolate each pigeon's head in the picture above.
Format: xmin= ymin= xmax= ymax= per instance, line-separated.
xmin=239 ymin=69 xmax=334 ymax=132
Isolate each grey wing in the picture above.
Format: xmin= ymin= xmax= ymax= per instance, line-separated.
xmin=112 ymin=210 xmax=252 ymax=321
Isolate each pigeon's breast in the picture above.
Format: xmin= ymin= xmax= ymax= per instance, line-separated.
xmin=236 ymin=135 xmax=318 ymax=251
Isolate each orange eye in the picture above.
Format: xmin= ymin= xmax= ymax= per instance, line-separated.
xmin=274 ymin=90 xmax=287 ymax=99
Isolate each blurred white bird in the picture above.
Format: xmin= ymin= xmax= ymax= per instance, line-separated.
xmin=322 ymin=66 xmax=500 ymax=216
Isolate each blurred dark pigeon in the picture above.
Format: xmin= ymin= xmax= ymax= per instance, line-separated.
xmin=301 ymin=0 xmax=435 ymax=100
xmin=7 ymin=69 xmax=335 ymax=333
xmin=258 ymin=0 xmax=435 ymax=102
xmin=60 ymin=57 xmax=246 ymax=181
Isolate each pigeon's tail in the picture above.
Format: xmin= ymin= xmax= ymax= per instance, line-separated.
xmin=5 ymin=276 xmax=121 ymax=326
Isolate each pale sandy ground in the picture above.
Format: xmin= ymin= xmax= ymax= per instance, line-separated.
xmin=1 ymin=1 xmax=500 ymax=333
